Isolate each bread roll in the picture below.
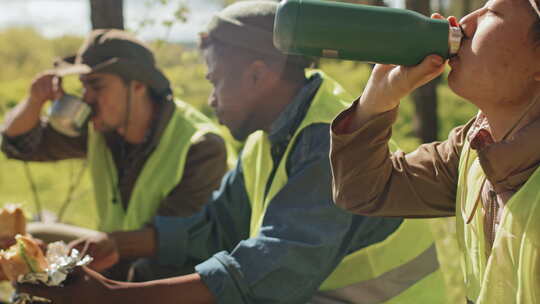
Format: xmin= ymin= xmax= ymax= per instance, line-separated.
xmin=0 ymin=235 xmax=48 ymax=282
xmin=0 ymin=206 xmax=26 ymax=239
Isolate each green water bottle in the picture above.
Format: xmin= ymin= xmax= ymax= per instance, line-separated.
xmin=274 ymin=0 xmax=463 ymax=66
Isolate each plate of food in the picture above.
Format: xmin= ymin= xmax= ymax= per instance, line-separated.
xmin=0 ymin=206 xmax=92 ymax=304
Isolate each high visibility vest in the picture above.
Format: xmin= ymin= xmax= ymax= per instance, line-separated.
xmin=88 ymin=100 xmax=225 ymax=232
xmin=456 ymin=139 xmax=540 ymax=303
xmin=242 ymin=71 xmax=445 ymax=303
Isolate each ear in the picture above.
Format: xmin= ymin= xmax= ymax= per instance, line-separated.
xmin=246 ymin=60 xmax=272 ymax=89
xmin=534 ymin=71 xmax=540 ymax=82
xmin=131 ymin=80 xmax=148 ymax=97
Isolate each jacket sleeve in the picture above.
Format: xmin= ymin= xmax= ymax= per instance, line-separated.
xmin=330 ymin=100 xmax=472 ymax=218
xmin=194 ymin=124 xmax=360 ymax=304
xmin=156 ymin=133 xmax=228 ymax=217
xmin=1 ymin=121 xmax=87 ymax=161
xmin=154 ymin=160 xmax=251 ymax=270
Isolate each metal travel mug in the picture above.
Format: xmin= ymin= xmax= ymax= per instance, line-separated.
xmin=48 ymin=94 xmax=91 ymax=137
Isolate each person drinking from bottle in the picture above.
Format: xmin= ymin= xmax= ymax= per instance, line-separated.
xmin=331 ymin=1 xmax=540 ymax=303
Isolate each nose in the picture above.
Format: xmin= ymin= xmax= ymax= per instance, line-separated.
xmin=459 ymin=7 xmax=482 ymax=39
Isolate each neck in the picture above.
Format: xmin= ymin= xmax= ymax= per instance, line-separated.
xmin=261 ymin=80 xmax=305 ymax=133
xmin=483 ymin=97 xmax=540 ymax=141
xmin=118 ymin=96 xmax=156 ymax=144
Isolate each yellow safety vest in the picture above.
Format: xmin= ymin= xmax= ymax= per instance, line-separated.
xmin=456 ymin=139 xmax=540 ymax=303
xmin=88 ymin=100 xmax=225 ymax=232
xmin=242 ymin=71 xmax=445 ymax=303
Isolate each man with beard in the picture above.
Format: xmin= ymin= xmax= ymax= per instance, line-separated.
xmin=1 ymin=29 xmax=228 ymax=280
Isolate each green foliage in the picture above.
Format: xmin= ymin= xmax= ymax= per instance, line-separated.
xmin=0 ymin=28 xmax=83 ymax=82
xmin=0 ymin=28 xmax=54 ymax=81
xmin=136 ymin=0 xmax=190 ymax=42
xmin=437 ymin=76 xmax=478 ymax=138
xmin=163 ymin=51 xmax=215 ymax=118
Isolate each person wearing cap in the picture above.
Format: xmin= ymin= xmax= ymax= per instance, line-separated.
xmin=18 ymin=2 xmax=446 ymax=303
xmin=1 ymin=29 xmax=229 ymax=280
xmin=330 ymin=1 xmax=540 ymax=303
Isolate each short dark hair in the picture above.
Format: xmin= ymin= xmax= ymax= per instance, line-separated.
xmin=116 ymin=73 xmax=169 ymax=103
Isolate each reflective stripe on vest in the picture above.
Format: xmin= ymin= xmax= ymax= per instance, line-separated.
xmin=456 ymin=139 xmax=540 ymax=304
xmin=88 ymin=100 xmax=223 ymax=232
xmin=242 ymin=71 xmax=445 ymax=303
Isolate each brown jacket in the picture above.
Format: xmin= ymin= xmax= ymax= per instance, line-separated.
xmin=330 ymin=100 xmax=540 ymax=254
xmin=1 ymin=100 xmax=228 ymax=218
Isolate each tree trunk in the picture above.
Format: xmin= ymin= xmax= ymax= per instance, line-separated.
xmin=405 ymin=0 xmax=440 ymax=143
xmin=90 ymin=0 xmax=124 ymax=30
xmin=411 ymin=80 xmax=440 ymax=142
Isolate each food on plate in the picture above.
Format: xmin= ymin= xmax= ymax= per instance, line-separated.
xmin=0 ymin=205 xmax=26 ymax=240
xmin=0 ymin=235 xmax=48 ymax=281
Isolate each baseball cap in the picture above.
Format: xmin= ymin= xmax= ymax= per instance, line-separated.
xmin=54 ymin=29 xmax=171 ymax=96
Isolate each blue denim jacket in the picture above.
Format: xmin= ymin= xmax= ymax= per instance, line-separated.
xmin=155 ymin=73 xmax=404 ymax=303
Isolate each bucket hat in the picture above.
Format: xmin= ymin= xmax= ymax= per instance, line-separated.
xmin=54 ymin=29 xmax=171 ymax=96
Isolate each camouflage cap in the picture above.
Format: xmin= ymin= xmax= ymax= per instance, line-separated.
xmin=54 ymin=29 xmax=171 ymax=96
xmin=201 ymin=0 xmax=312 ymax=67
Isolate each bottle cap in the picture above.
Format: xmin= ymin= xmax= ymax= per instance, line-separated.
xmin=448 ymin=25 xmax=463 ymax=56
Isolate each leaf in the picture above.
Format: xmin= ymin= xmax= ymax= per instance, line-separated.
xmin=174 ymin=5 xmax=190 ymax=23
xmin=139 ymin=19 xmax=156 ymax=28
xmin=162 ymin=20 xmax=174 ymax=28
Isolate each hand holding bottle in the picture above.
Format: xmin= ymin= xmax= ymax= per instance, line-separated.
xmin=346 ymin=14 xmax=454 ymax=131
xmin=357 ymin=54 xmax=446 ymax=121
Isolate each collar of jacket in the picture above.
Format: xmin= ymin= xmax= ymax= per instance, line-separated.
xmin=267 ymin=73 xmax=323 ymax=146
xmin=143 ymin=98 xmax=175 ymax=153
xmin=475 ymin=104 xmax=540 ymax=194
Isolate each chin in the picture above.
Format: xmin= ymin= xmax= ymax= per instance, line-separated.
xmin=229 ymin=123 xmax=255 ymax=141
xmin=448 ymin=71 xmax=470 ymax=99
xmin=448 ymin=79 xmax=486 ymax=111
xmin=230 ymin=129 xmax=249 ymax=141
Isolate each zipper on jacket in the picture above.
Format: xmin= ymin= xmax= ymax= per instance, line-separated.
xmin=486 ymin=190 xmax=499 ymax=257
